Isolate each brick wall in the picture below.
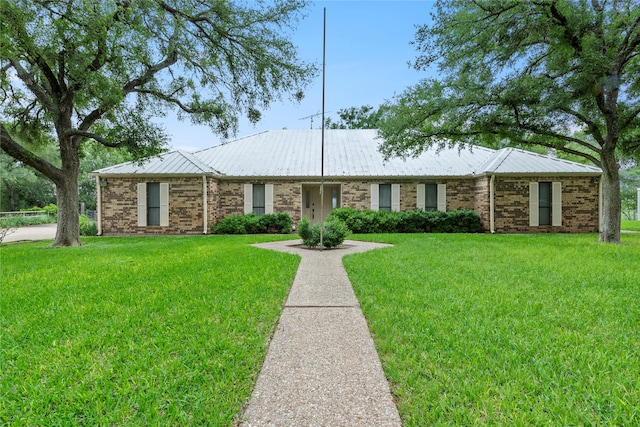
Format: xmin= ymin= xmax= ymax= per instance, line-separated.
xmin=474 ymin=176 xmax=491 ymax=231
xmin=101 ymin=175 xmax=600 ymax=235
xmin=100 ymin=177 xmax=206 ymax=235
xmin=492 ymin=176 xmax=599 ymax=233
xmin=342 ymin=179 xmax=476 ymax=211
xmin=215 ymin=180 xmax=302 ymax=223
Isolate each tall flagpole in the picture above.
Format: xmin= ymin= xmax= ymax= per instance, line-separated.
xmin=320 ymin=7 xmax=326 ymax=249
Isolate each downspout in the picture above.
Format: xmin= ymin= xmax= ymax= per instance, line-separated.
xmin=95 ymin=176 xmax=103 ymax=236
xmin=599 ymin=178 xmax=604 ymax=233
xmin=202 ymin=175 xmax=208 ymax=234
xmin=489 ymin=174 xmax=495 ymax=234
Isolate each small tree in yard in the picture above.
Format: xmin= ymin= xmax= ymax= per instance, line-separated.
xmin=0 ymin=0 xmax=315 ymax=246
xmin=378 ymin=0 xmax=640 ymax=243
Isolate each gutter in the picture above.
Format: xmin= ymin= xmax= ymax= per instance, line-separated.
xmin=95 ymin=176 xmax=103 ymax=236
xmin=489 ymin=174 xmax=495 ymax=234
xmin=202 ymin=175 xmax=208 ymax=234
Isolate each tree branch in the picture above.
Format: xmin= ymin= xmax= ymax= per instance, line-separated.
xmin=8 ymin=59 xmax=56 ymax=112
xmin=78 ymin=48 xmax=179 ymax=133
xmin=558 ymin=106 xmax=605 ymax=145
xmin=0 ymin=124 xmax=62 ymax=182
xmin=64 ymin=129 xmax=120 ymax=147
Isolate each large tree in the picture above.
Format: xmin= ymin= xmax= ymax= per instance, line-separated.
xmin=0 ymin=0 xmax=314 ymax=246
xmin=378 ymin=0 xmax=640 ymax=243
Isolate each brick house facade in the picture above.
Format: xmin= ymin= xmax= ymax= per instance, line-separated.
xmin=92 ymin=129 xmax=602 ymax=235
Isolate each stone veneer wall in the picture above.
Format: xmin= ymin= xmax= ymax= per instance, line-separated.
xmin=100 ymin=176 xmax=206 ymax=235
xmin=492 ymin=176 xmax=599 ymax=233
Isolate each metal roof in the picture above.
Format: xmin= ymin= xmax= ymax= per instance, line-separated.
xmin=195 ymin=129 xmax=497 ymax=177
xmin=477 ymin=147 xmax=601 ymax=175
xmin=92 ymin=150 xmax=219 ymax=176
xmin=92 ymin=129 xmax=602 ymax=177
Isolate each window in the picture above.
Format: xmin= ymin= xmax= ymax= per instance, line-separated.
xmin=331 ymin=188 xmax=338 ymax=209
xmin=147 ymin=182 xmax=161 ymax=226
xmin=253 ymin=184 xmax=265 ymax=216
xmin=529 ymin=181 xmax=562 ymax=227
xmin=137 ymin=182 xmax=169 ymax=227
xmin=244 ymin=183 xmax=273 ymax=216
xmin=379 ymin=184 xmax=392 ymax=211
xmin=371 ymin=183 xmax=400 ymax=211
xmin=538 ymin=182 xmax=551 ymax=226
xmin=425 ymin=183 xmax=438 ymax=212
xmin=417 ymin=183 xmax=446 ymax=212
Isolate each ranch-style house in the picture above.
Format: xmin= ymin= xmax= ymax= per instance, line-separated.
xmin=91 ymin=129 xmax=602 ymax=235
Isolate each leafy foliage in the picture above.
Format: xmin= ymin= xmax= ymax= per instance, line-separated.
xmin=79 ymin=214 xmax=97 ymax=236
xmin=0 ymin=0 xmax=315 ymax=245
xmin=212 ymin=213 xmax=292 ymax=235
xmin=324 ymin=105 xmax=389 ymax=129
xmin=378 ymin=0 xmax=640 ymax=242
xmin=328 ymin=207 xmax=482 ymax=233
xmin=297 ymin=216 xmax=351 ymax=248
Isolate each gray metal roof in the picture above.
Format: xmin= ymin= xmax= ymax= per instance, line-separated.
xmin=92 ymin=150 xmax=219 ymax=176
xmin=194 ymin=129 xmax=498 ymax=177
xmin=92 ymin=129 xmax=602 ymax=177
xmin=477 ymin=147 xmax=601 ymax=175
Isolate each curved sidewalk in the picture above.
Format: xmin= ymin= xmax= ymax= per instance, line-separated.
xmin=241 ymin=240 xmax=401 ymax=427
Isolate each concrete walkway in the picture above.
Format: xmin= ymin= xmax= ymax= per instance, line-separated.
xmin=241 ymin=240 xmax=401 ymax=427
xmin=1 ymin=223 xmax=57 ymax=243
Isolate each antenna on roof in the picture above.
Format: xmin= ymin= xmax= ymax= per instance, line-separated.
xmin=298 ymin=111 xmax=330 ymax=129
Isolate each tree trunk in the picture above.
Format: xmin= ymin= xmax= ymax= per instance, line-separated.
xmin=51 ymin=135 xmax=82 ymax=247
xmin=52 ymin=176 xmax=82 ymax=246
xmin=599 ymin=148 xmax=621 ymax=243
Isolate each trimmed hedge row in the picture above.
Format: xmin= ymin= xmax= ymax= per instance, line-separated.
xmin=327 ymin=207 xmax=483 ymax=233
xmin=211 ymin=212 xmax=292 ymax=234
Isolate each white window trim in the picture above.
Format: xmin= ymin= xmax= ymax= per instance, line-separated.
xmin=370 ymin=184 xmax=379 ymax=211
xmin=159 ymin=183 xmax=169 ymax=227
xmin=391 ymin=184 xmax=400 ymax=212
xmin=244 ymin=184 xmax=253 ymax=214
xmin=530 ymin=181 xmax=562 ymax=227
xmin=529 ymin=182 xmax=540 ymax=226
xmin=137 ymin=182 xmax=147 ymax=226
xmin=265 ymin=183 xmax=274 ymax=214
xmin=245 ymin=183 xmax=274 ymax=215
xmin=416 ymin=183 xmax=425 ymax=209
xmin=437 ymin=183 xmax=447 ymax=212
xmin=552 ymin=182 xmax=562 ymax=226
xmin=138 ymin=182 xmax=169 ymax=227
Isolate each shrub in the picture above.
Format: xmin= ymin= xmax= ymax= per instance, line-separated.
xmin=79 ymin=214 xmax=98 ymax=236
xmin=212 ymin=213 xmax=292 ymax=234
xmin=42 ymin=204 xmax=58 ymax=217
xmin=327 ymin=208 xmax=483 ymax=234
xmin=0 ymin=215 xmax=53 ymax=228
xmin=297 ymin=217 xmax=350 ymax=248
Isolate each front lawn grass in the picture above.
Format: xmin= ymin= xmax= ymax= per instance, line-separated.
xmin=345 ymin=233 xmax=640 ymax=426
xmin=0 ymin=235 xmax=299 ymax=426
xmin=622 ymin=219 xmax=640 ymax=232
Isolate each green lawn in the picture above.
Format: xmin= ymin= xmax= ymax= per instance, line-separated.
xmin=622 ymin=219 xmax=640 ymax=232
xmin=345 ymin=233 xmax=640 ymax=426
xmin=0 ymin=235 xmax=299 ymax=426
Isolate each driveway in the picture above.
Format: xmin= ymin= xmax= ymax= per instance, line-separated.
xmin=2 ymin=223 xmax=57 ymax=243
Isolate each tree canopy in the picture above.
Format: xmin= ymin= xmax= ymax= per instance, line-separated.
xmin=324 ymin=105 xmax=388 ymax=129
xmin=378 ymin=0 xmax=640 ymax=242
xmin=0 ymin=0 xmax=316 ymax=245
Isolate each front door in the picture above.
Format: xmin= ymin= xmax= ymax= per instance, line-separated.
xmin=301 ymin=184 xmax=341 ymax=223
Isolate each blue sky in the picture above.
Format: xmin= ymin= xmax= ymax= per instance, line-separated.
xmin=167 ymin=0 xmax=436 ymax=152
